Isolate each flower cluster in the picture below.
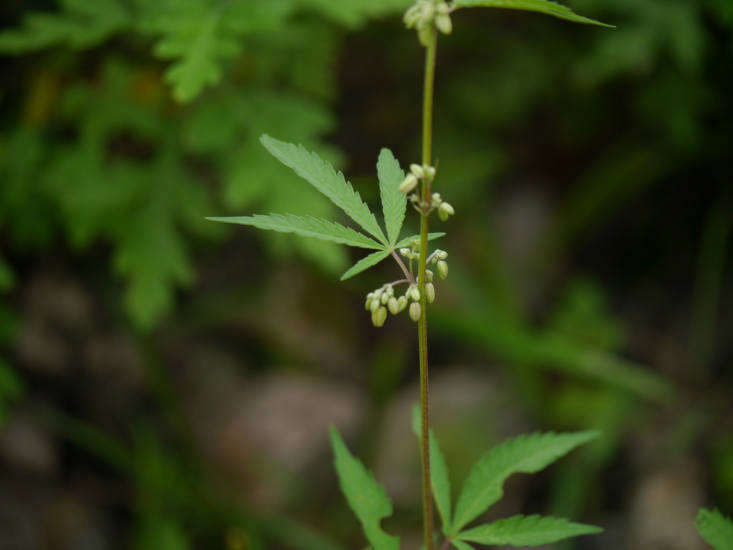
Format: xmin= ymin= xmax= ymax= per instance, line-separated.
xmin=365 ymin=239 xmax=449 ymax=327
xmin=404 ymin=0 xmax=454 ymax=45
xmin=399 ymin=163 xmax=455 ymax=221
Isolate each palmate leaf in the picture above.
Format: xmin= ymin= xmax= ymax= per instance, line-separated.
xmin=330 ymin=427 xmax=400 ymax=550
xmin=450 ymin=430 xmax=599 ymax=534
xmin=377 ymin=148 xmax=407 ymax=246
xmin=261 ymin=135 xmax=387 ymax=244
xmin=207 ymin=214 xmax=383 ymax=250
xmin=451 ymin=0 xmax=614 ymax=28
xmin=456 ymin=514 xmax=602 ymax=546
xmin=412 ymin=406 xmax=452 ymax=530
xmin=696 ymin=509 xmax=733 ymax=550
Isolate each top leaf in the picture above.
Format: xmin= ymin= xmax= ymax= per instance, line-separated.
xmin=451 ymin=0 xmax=614 ymax=28
xmin=330 ymin=427 xmax=400 ymax=550
xmin=450 ymin=430 xmax=599 ymax=534
xmin=377 ymin=148 xmax=407 ymax=246
xmin=261 ymin=135 xmax=388 ymax=245
xmin=696 ymin=509 xmax=733 ymax=550
xmin=456 ymin=514 xmax=602 ymax=546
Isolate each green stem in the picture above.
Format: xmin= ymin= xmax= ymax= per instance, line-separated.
xmin=418 ymin=25 xmax=438 ymax=550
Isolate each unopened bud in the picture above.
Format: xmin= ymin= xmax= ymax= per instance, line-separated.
xmin=372 ymin=306 xmax=387 ymax=327
xmin=424 ymin=165 xmax=436 ymax=179
xmin=432 ymin=193 xmax=442 ymax=203
xmin=397 ymin=295 xmax=408 ymax=312
xmin=381 ymin=291 xmax=390 ymax=304
xmin=400 ymin=248 xmax=411 ymax=257
xmin=437 ymin=2 xmax=450 ymax=14
xmin=438 ymin=202 xmax=455 ymax=221
xmin=437 ymin=260 xmax=449 ymax=280
xmin=436 ymin=249 xmax=448 ymax=260
xmin=426 ymin=283 xmax=435 ymax=303
xmin=436 ymin=13 xmax=452 ymax=35
xmin=370 ymin=297 xmax=381 ymax=312
xmin=388 ymin=297 xmax=400 ymax=315
xmin=409 ymin=301 xmax=421 ymax=322
xmin=365 ymin=294 xmax=373 ymax=311
xmin=409 ymin=285 xmax=420 ymax=302
xmin=410 ymin=164 xmax=425 ymax=178
xmin=426 ymin=269 xmax=434 ymax=282
xmin=399 ymin=173 xmax=419 ymax=194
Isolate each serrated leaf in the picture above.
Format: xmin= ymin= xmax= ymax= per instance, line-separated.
xmin=377 ymin=148 xmax=406 ymax=246
xmin=340 ymin=250 xmax=392 ymax=281
xmin=0 ymin=0 xmax=129 ymax=53
xmin=451 ymin=431 xmax=599 ymax=533
xmin=207 ymin=214 xmax=383 ymax=249
xmin=451 ymin=541 xmax=474 ymax=550
xmin=696 ymin=509 xmax=733 ymax=550
xmin=261 ymin=135 xmax=387 ymax=244
xmin=394 ymin=232 xmax=446 ymax=248
xmin=330 ymin=426 xmax=400 ymax=550
xmin=412 ymin=406 xmax=452 ymax=530
xmin=451 ymin=0 xmax=614 ymax=28
xmin=457 ymin=515 xmax=602 ymax=546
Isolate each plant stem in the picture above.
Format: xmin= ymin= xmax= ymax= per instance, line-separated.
xmin=418 ymin=24 xmax=438 ymax=550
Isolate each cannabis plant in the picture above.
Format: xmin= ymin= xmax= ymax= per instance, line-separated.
xmin=209 ymin=1 xmax=613 ymax=549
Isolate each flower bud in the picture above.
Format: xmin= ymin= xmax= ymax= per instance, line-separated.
xmin=436 ymin=13 xmax=452 ymax=35
xmin=409 ymin=301 xmax=421 ymax=322
xmin=425 ymin=283 xmax=436 ymax=303
xmin=409 ymin=285 xmax=420 ymax=302
xmin=397 ymin=295 xmax=408 ymax=312
xmin=426 ymin=269 xmax=434 ymax=282
xmin=388 ymin=296 xmax=400 ymax=315
xmin=424 ymin=165 xmax=436 ymax=179
xmin=410 ymin=164 xmax=425 ymax=178
xmin=438 ymin=202 xmax=455 ymax=221
xmin=437 ymin=260 xmax=449 ymax=280
xmin=436 ymin=249 xmax=448 ymax=260
xmin=400 ymin=248 xmax=411 ymax=257
xmin=381 ymin=291 xmax=390 ymax=304
xmin=372 ymin=306 xmax=387 ymax=327
xmin=399 ymin=173 xmax=419 ymax=194
xmin=365 ymin=293 xmax=373 ymax=311
xmin=437 ymin=2 xmax=450 ymax=14
xmin=370 ymin=296 xmax=381 ymax=312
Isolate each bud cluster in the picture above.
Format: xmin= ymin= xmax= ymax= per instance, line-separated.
xmin=430 ymin=192 xmax=455 ymax=221
xmin=365 ymin=243 xmax=448 ymax=328
xmin=404 ymin=1 xmax=453 ymax=45
xmin=399 ymin=163 xmax=436 ymax=195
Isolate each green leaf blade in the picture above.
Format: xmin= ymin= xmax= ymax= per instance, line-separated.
xmin=696 ymin=509 xmax=733 ymax=550
xmin=261 ymin=135 xmax=387 ymax=244
xmin=457 ymin=515 xmax=602 ymax=546
xmin=330 ymin=427 xmax=400 ymax=550
xmin=451 ymin=0 xmax=614 ymax=28
xmin=377 ymin=148 xmax=407 ymax=246
xmin=340 ymin=250 xmax=391 ymax=281
xmin=412 ymin=406 xmax=452 ymax=531
xmin=207 ymin=214 xmax=383 ymax=249
xmin=451 ymin=430 xmax=599 ymax=533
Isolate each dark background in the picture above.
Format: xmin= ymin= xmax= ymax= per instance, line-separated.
xmin=0 ymin=0 xmax=731 ymax=549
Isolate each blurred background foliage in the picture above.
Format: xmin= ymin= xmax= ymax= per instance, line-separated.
xmin=0 ymin=0 xmax=731 ymax=549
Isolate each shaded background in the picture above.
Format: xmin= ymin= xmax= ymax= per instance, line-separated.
xmin=0 ymin=0 xmax=731 ymax=549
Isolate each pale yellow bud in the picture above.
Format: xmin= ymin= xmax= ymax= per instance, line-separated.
xmin=397 ymin=296 xmax=408 ymax=312
xmin=426 ymin=283 xmax=435 ymax=303
xmin=399 ymin=173 xmax=419 ymax=194
xmin=409 ymin=285 xmax=420 ymax=302
xmin=372 ymin=306 xmax=387 ymax=327
xmin=410 ymin=164 xmax=425 ymax=178
xmin=438 ymin=202 xmax=455 ymax=221
xmin=409 ymin=301 xmax=421 ymax=322
xmin=437 ymin=260 xmax=448 ymax=280
xmin=388 ymin=297 xmax=400 ymax=315
xmin=436 ymin=13 xmax=452 ymax=35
